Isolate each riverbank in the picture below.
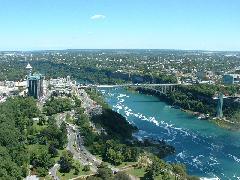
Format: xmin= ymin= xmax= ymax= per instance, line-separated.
xmin=134 ymin=87 xmax=240 ymax=130
xmin=85 ymin=87 xmax=176 ymax=158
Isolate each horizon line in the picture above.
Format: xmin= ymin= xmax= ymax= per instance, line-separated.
xmin=0 ymin=48 xmax=240 ymax=53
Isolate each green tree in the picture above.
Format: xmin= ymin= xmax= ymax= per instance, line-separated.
xmin=38 ymin=114 xmax=46 ymax=126
xmin=97 ymin=163 xmax=113 ymax=180
xmin=30 ymin=145 xmax=54 ymax=175
xmin=145 ymin=157 xmax=169 ymax=180
xmin=114 ymin=172 xmax=131 ymax=180
xmin=172 ymin=164 xmax=187 ymax=179
xmin=59 ymin=151 xmax=73 ymax=173
xmin=83 ymin=165 xmax=91 ymax=172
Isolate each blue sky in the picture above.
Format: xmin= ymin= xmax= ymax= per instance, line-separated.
xmin=0 ymin=0 xmax=239 ymax=51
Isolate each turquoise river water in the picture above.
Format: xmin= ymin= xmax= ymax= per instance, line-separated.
xmin=100 ymin=88 xmax=240 ymax=180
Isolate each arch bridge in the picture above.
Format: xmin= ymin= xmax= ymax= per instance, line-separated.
xmin=79 ymin=83 xmax=183 ymax=95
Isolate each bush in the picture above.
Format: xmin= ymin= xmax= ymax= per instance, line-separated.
xmin=83 ymin=165 xmax=91 ymax=172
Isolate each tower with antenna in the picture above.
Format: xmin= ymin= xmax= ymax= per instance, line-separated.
xmin=26 ymin=63 xmax=32 ymax=77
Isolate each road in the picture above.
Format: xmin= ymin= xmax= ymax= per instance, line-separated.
xmin=66 ymin=123 xmax=101 ymax=173
xmin=67 ymin=123 xmax=122 ymax=174
xmin=49 ymin=164 xmax=60 ymax=180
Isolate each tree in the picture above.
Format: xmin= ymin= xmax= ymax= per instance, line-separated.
xmin=105 ymin=148 xmax=123 ymax=166
xmin=43 ymin=97 xmax=73 ymax=116
xmin=39 ymin=122 xmax=67 ymax=149
xmin=47 ymin=115 xmax=56 ymax=125
xmin=59 ymin=122 xmax=68 ymax=148
xmin=48 ymin=144 xmax=58 ymax=157
xmin=103 ymin=140 xmax=124 ymax=166
xmin=30 ymin=145 xmax=54 ymax=172
xmin=137 ymin=154 xmax=152 ymax=169
xmin=97 ymin=163 xmax=113 ymax=180
xmin=114 ymin=172 xmax=131 ymax=180
xmin=73 ymin=161 xmax=82 ymax=175
xmin=0 ymin=97 xmax=42 ymax=179
xmin=83 ymin=165 xmax=91 ymax=172
xmin=0 ymin=146 xmax=22 ymax=180
xmin=66 ymin=113 xmax=72 ymax=123
xmin=74 ymin=97 xmax=82 ymax=107
xmin=92 ymin=142 xmax=104 ymax=155
xmin=87 ymin=176 xmax=102 ymax=180
xmin=36 ymin=167 xmax=48 ymax=177
xmin=172 ymin=164 xmax=187 ymax=179
xmin=59 ymin=151 xmax=73 ymax=173
xmin=38 ymin=114 xmax=46 ymax=126
xmin=144 ymin=157 xmax=169 ymax=180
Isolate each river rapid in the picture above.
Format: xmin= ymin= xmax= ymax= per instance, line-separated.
xmin=100 ymin=87 xmax=240 ymax=180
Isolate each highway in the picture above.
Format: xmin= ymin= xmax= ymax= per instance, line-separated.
xmin=66 ymin=123 xmax=101 ymax=173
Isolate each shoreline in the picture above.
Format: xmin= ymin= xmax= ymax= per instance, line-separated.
xmin=132 ymin=87 xmax=240 ymax=131
xmin=179 ymin=107 xmax=240 ymax=131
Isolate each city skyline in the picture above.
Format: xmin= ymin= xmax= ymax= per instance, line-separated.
xmin=0 ymin=0 xmax=240 ymax=51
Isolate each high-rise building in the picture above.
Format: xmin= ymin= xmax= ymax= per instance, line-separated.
xmin=26 ymin=63 xmax=43 ymax=99
xmin=223 ymin=74 xmax=240 ymax=85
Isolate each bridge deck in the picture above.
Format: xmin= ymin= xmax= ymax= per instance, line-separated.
xmin=79 ymin=83 xmax=181 ymax=88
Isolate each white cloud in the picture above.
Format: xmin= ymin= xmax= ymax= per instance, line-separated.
xmin=90 ymin=14 xmax=106 ymax=20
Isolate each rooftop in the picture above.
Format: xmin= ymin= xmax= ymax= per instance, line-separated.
xmin=26 ymin=63 xmax=32 ymax=69
xmin=28 ymin=73 xmax=43 ymax=80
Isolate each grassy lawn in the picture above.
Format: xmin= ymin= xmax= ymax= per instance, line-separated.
xmin=126 ymin=167 xmax=176 ymax=180
xmin=57 ymin=169 xmax=92 ymax=180
xmin=57 ymin=169 xmax=79 ymax=180
xmin=57 ymin=163 xmax=92 ymax=180
xmin=40 ymin=175 xmax=52 ymax=180
xmin=95 ymin=155 xmax=103 ymax=161
xmin=93 ymin=154 xmax=136 ymax=169
xmin=116 ymin=161 xmax=137 ymax=168
xmin=32 ymin=121 xmax=47 ymax=132
xmin=125 ymin=167 xmax=147 ymax=179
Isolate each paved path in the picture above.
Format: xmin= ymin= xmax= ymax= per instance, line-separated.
xmin=49 ymin=164 xmax=60 ymax=180
xmin=24 ymin=175 xmax=39 ymax=180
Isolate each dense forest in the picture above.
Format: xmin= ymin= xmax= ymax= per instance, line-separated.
xmin=0 ymin=96 xmax=68 ymax=179
xmin=0 ymin=97 xmax=39 ymax=179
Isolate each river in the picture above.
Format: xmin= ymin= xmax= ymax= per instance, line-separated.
xmin=99 ymin=87 xmax=240 ymax=179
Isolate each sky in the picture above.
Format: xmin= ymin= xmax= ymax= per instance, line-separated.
xmin=0 ymin=0 xmax=240 ymax=51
